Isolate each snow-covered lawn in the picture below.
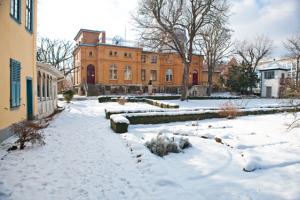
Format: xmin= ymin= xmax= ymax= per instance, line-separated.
xmin=161 ymin=98 xmax=300 ymax=109
xmin=0 ymin=100 xmax=299 ymax=200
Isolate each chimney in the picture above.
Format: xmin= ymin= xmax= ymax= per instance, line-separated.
xmin=99 ymin=31 xmax=106 ymax=43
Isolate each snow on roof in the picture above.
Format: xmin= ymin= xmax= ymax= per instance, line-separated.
xmin=258 ymin=61 xmax=289 ymax=71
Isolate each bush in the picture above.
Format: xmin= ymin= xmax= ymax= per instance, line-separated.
xmin=10 ymin=121 xmax=45 ymax=150
xmin=145 ymin=133 xmax=191 ymax=157
xmin=117 ymin=97 xmax=127 ymax=105
xmin=63 ymin=90 xmax=74 ymax=103
xmin=219 ymin=101 xmax=239 ymax=119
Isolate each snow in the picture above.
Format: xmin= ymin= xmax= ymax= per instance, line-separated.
xmin=0 ymin=100 xmax=300 ymax=200
xmin=110 ymin=115 xmax=130 ymax=124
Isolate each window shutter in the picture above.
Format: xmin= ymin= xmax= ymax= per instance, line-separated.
xmin=10 ymin=59 xmax=21 ymax=108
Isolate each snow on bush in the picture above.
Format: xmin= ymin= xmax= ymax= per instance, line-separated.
xmin=243 ymin=156 xmax=262 ymax=172
xmin=145 ymin=133 xmax=191 ymax=157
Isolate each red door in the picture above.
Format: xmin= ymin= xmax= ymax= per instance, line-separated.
xmin=192 ymin=70 xmax=198 ymax=85
xmin=87 ymin=65 xmax=95 ymax=84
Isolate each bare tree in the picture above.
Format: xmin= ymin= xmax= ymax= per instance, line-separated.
xmin=37 ymin=37 xmax=75 ymax=77
xmin=196 ymin=10 xmax=232 ymax=96
xmin=133 ymin=0 xmax=227 ymax=100
xmin=235 ymin=35 xmax=273 ymax=92
xmin=284 ymin=32 xmax=300 ymax=87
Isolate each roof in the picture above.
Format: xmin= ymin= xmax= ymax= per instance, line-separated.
xmin=74 ymin=29 xmax=103 ymax=41
xmin=258 ymin=61 xmax=289 ymax=71
xmin=37 ymin=62 xmax=64 ymax=79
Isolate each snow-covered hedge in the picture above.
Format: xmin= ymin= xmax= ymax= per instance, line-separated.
xmin=145 ymin=133 xmax=191 ymax=157
xmin=110 ymin=115 xmax=129 ymax=133
xmin=145 ymin=99 xmax=179 ymax=109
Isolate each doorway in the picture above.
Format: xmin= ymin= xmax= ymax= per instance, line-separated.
xmin=192 ymin=70 xmax=198 ymax=85
xmin=26 ymin=78 xmax=33 ymax=120
xmin=87 ymin=65 xmax=95 ymax=84
xmin=266 ymin=86 xmax=272 ymax=98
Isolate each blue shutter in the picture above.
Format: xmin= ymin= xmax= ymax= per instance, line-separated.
xmin=10 ymin=59 xmax=21 ymax=108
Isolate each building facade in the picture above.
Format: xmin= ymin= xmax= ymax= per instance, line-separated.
xmin=259 ymin=62 xmax=289 ymax=98
xmin=73 ymin=29 xmax=205 ymax=95
xmin=0 ymin=0 xmax=38 ymax=142
xmin=37 ymin=62 xmax=64 ymax=118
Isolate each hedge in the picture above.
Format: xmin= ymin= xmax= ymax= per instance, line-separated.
xmin=110 ymin=119 xmax=129 ymax=133
xmin=98 ymin=95 xmax=241 ymax=103
xmin=126 ymin=107 xmax=300 ymax=125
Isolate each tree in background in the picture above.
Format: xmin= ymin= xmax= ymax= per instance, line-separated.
xmin=196 ymin=7 xmax=232 ymax=96
xmin=235 ymin=35 xmax=273 ymax=93
xmin=37 ymin=37 xmax=75 ymax=77
xmin=133 ymin=0 xmax=228 ymax=100
xmin=284 ymin=31 xmax=300 ymax=87
xmin=224 ymin=63 xmax=259 ymax=94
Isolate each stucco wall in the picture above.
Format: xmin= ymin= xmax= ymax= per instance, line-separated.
xmin=0 ymin=0 xmax=37 ymax=130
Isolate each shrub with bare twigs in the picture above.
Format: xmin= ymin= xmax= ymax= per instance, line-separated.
xmin=219 ymin=101 xmax=239 ymax=119
xmin=117 ymin=97 xmax=127 ymax=105
xmin=10 ymin=121 xmax=45 ymax=150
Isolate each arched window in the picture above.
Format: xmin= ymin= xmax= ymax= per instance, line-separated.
xmin=89 ymin=51 xmax=93 ymax=57
xmin=124 ymin=65 xmax=132 ymax=80
xmin=110 ymin=64 xmax=118 ymax=80
xmin=165 ymin=69 xmax=173 ymax=82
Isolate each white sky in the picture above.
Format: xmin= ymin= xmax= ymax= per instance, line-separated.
xmin=38 ymin=0 xmax=300 ymax=57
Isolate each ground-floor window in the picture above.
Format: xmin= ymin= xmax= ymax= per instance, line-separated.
xmin=124 ymin=65 xmax=132 ymax=80
xmin=150 ymin=70 xmax=157 ymax=81
xmin=165 ymin=69 xmax=173 ymax=82
xmin=110 ymin=64 xmax=118 ymax=80
xmin=141 ymin=69 xmax=146 ymax=81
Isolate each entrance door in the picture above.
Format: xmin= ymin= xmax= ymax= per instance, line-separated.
xmin=266 ymin=86 xmax=272 ymax=98
xmin=87 ymin=65 xmax=95 ymax=84
xmin=26 ymin=78 xmax=33 ymax=120
xmin=192 ymin=70 xmax=198 ymax=85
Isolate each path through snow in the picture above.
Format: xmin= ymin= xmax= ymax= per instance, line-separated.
xmin=0 ymin=101 xmax=150 ymax=200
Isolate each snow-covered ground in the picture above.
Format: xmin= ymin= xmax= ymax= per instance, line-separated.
xmin=0 ymin=100 xmax=299 ymax=200
xmin=161 ymin=98 xmax=300 ymax=109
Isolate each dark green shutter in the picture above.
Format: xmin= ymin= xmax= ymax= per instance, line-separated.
xmin=10 ymin=59 xmax=21 ymax=108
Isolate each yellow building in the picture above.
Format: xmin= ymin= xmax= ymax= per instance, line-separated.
xmin=0 ymin=0 xmax=38 ymax=142
xmin=73 ymin=29 xmax=205 ymax=95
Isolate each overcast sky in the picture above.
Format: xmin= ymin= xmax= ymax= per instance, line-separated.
xmin=38 ymin=0 xmax=300 ymax=57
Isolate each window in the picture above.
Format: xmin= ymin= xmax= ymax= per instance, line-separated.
xmin=124 ymin=65 xmax=132 ymax=80
xmin=151 ymin=55 xmax=157 ymax=64
xmin=10 ymin=0 xmax=21 ymax=22
xmin=165 ymin=69 xmax=173 ymax=82
xmin=25 ymin=0 xmax=33 ymax=31
xmin=109 ymin=51 xmax=113 ymax=56
xmin=114 ymin=51 xmax=118 ymax=56
xmin=89 ymin=51 xmax=93 ymax=57
xmin=128 ymin=53 xmax=132 ymax=58
xmin=141 ymin=55 xmax=146 ymax=63
xmin=10 ymin=59 xmax=21 ymax=108
xmin=37 ymin=72 xmax=41 ymax=98
xmin=109 ymin=64 xmax=117 ymax=80
xmin=141 ymin=69 xmax=146 ymax=81
xmin=150 ymin=70 xmax=157 ymax=81
xmin=124 ymin=52 xmax=127 ymax=57
xmin=264 ymin=71 xmax=274 ymax=79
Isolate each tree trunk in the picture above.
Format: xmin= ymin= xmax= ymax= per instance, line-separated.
xmin=296 ymin=55 xmax=300 ymax=87
xmin=180 ymin=62 xmax=190 ymax=101
xmin=207 ymin=63 xmax=213 ymax=96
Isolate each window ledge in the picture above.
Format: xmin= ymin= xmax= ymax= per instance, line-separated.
xmin=10 ymin=14 xmax=21 ymax=25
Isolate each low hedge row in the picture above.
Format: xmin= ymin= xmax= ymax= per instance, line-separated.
xmin=126 ymin=107 xmax=300 ymax=125
xmin=145 ymin=99 xmax=179 ymax=109
xmin=98 ymin=95 xmax=241 ymax=103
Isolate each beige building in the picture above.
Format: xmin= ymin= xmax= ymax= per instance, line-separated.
xmin=0 ymin=0 xmax=38 ymax=142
